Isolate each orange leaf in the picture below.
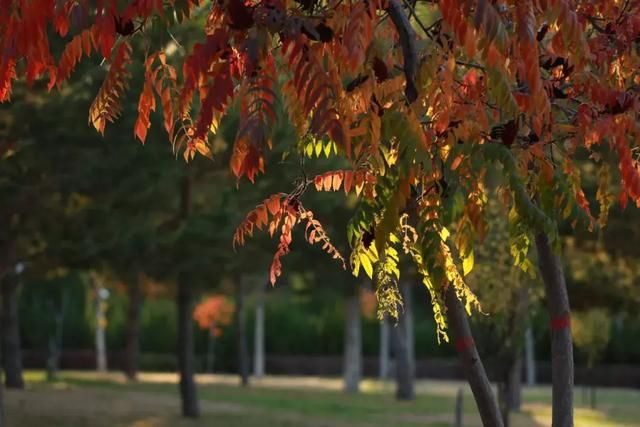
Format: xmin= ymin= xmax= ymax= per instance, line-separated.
xmin=267 ymin=195 xmax=281 ymax=215
xmin=451 ymin=155 xmax=463 ymax=171
xmin=344 ymin=171 xmax=354 ymax=194
xmin=332 ymin=171 xmax=344 ymax=191
xmin=323 ymin=173 xmax=333 ymax=191
xmin=255 ymin=205 xmax=268 ymax=229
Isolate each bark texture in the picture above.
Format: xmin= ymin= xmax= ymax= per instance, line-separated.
xmin=343 ymin=292 xmax=362 ymax=393
xmin=177 ymin=280 xmax=200 ymax=418
xmin=1 ymin=274 xmax=24 ymax=389
xmin=535 ymin=233 xmax=574 ymax=427
xmin=445 ymin=285 xmax=503 ymax=427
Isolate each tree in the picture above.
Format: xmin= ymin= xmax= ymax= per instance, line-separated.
xmin=193 ymin=294 xmax=235 ymax=373
xmin=573 ymin=308 xmax=612 ymax=409
xmin=468 ymin=200 xmax=540 ymax=426
xmin=252 ymin=278 xmax=267 ymax=378
xmin=3 ymin=2 xmax=640 ymax=426
xmin=391 ymin=282 xmax=415 ymax=400
xmin=1 ymin=266 xmax=24 ymax=389
xmin=343 ymin=284 xmax=362 ymax=394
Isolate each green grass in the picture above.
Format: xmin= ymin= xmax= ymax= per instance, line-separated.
xmin=6 ymin=371 xmax=640 ymax=427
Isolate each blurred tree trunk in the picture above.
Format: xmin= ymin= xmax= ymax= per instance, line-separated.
xmin=343 ymin=291 xmax=361 ymax=393
xmin=406 ymin=285 xmax=415 ymax=372
xmin=125 ymin=275 xmax=142 ymax=381
xmin=379 ymin=317 xmax=390 ymax=379
xmin=445 ymin=285 xmax=503 ymax=427
xmin=498 ymin=354 xmax=522 ymax=427
xmin=206 ymin=321 xmax=216 ymax=373
xmin=1 ymin=273 xmax=24 ymax=389
xmin=524 ymin=325 xmax=536 ymax=386
xmin=46 ymin=290 xmax=66 ymax=382
xmin=509 ymin=354 xmax=523 ymax=411
xmin=253 ymin=279 xmax=266 ymax=378
xmin=392 ymin=282 xmax=415 ymax=400
xmin=499 ymin=285 xmax=528 ymax=425
xmin=454 ymin=388 xmax=464 ymax=427
xmin=535 ymin=233 xmax=573 ymax=427
xmin=94 ymin=286 xmax=108 ymax=373
xmin=177 ymin=279 xmax=199 ymax=418
xmin=236 ymin=277 xmax=249 ymax=387
xmin=0 ymin=241 xmax=10 ymax=426
xmin=0 ymin=369 xmax=4 ymax=427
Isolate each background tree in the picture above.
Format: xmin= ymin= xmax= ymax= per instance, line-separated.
xmin=468 ymin=200 xmax=540 ymax=426
xmin=573 ymin=308 xmax=612 ymax=409
xmin=193 ymin=295 xmax=234 ymax=373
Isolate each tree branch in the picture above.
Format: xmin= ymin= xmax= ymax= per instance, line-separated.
xmin=386 ymin=0 xmax=418 ymax=103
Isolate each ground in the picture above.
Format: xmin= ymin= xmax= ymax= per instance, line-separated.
xmin=6 ymin=371 xmax=640 ymax=427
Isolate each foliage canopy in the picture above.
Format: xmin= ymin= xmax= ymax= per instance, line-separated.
xmin=2 ymin=0 xmax=640 ymax=338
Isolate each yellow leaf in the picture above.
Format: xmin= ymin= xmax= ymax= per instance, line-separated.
xmin=462 ymin=250 xmax=474 ymax=276
xmin=323 ymin=141 xmax=332 ymax=158
xmin=359 ymin=253 xmax=374 ymax=279
xmin=439 ymin=226 xmax=450 ymax=241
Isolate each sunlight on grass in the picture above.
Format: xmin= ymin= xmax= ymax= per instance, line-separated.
xmin=128 ymin=417 xmax=166 ymax=427
xmin=10 ymin=371 xmax=640 ymax=427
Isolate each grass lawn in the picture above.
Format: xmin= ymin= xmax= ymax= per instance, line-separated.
xmin=5 ymin=371 xmax=640 ymax=427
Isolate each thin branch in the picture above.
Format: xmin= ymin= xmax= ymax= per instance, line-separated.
xmin=400 ymin=0 xmax=430 ymax=37
xmin=456 ymin=60 xmax=485 ymax=71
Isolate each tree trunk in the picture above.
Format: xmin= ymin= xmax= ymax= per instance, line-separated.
xmin=236 ymin=277 xmax=249 ymax=387
xmin=46 ymin=291 xmax=66 ymax=382
xmin=524 ymin=325 xmax=536 ymax=386
xmin=445 ymin=285 xmax=504 ymax=427
xmin=343 ymin=292 xmax=361 ymax=393
xmin=94 ymin=283 xmax=108 ymax=373
xmin=379 ymin=317 xmax=390 ymax=380
xmin=392 ymin=283 xmax=415 ymax=400
xmin=406 ymin=284 xmax=415 ymax=371
xmin=498 ymin=354 xmax=522 ymax=427
xmin=535 ymin=233 xmax=574 ymax=427
xmin=1 ymin=273 xmax=24 ymax=389
xmin=454 ymin=388 xmax=464 ymax=427
xmin=0 ymin=369 xmax=4 ymax=427
xmin=176 ymin=280 xmax=199 ymax=418
xmin=125 ymin=276 xmax=142 ymax=381
xmin=509 ymin=353 xmax=523 ymax=412
xmin=253 ymin=279 xmax=266 ymax=379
